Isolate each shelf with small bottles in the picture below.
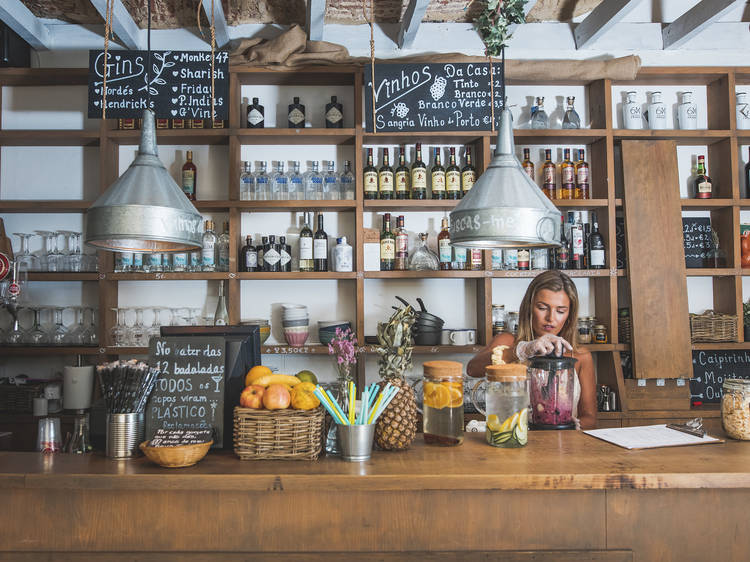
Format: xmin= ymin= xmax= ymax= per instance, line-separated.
xmin=105 ymin=272 xmax=233 ymax=281
xmin=237 ymin=272 xmax=357 ymax=280
xmin=107 ymin=128 xmax=230 ymax=146
xmin=612 ymin=130 xmax=732 ymax=144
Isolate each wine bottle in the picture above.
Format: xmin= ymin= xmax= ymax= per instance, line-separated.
xmin=313 ymin=214 xmax=328 ymax=272
xmin=411 ymin=143 xmax=427 ymax=200
xmin=380 ymin=213 xmax=395 ymax=271
xmin=299 ymin=213 xmax=314 ymax=272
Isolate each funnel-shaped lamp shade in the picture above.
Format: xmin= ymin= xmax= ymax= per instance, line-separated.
xmin=85 ymin=110 xmax=203 ymax=253
xmin=449 ymin=109 xmax=562 ymax=249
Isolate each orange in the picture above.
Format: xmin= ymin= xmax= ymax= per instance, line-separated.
xmin=423 ymin=382 xmax=451 ymax=410
xmin=449 ymin=385 xmax=463 ymax=408
xmin=245 ymin=365 xmax=272 ymax=387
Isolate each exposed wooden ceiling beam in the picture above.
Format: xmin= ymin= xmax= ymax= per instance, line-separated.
xmin=574 ymin=0 xmax=640 ymax=49
xmin=398 ymin=0 xmax=430 ymax=49
xmin=0 ymin=0 xmax=52 ymax=51
xmin=88 ymin=0 xmax=141 ymax=50
xmin=306 ymin=0 xmax=326 ymax=41
xmin=507 ymin=0 xmax=538 ymax=39
xmin=662 ymin=0 xmax=740 ymax=50
xmin=200 ymin=0 xmax=230 ymax=48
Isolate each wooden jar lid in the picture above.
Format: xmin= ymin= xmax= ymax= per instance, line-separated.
xmin=423 ymin=360 xmax=463 ymax=380
xmin=486 ymin=363 xmax=527 ymax=382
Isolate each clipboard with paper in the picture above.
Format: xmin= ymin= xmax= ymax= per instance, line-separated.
xmin=584 ymin=424 xmax=724 ymax=450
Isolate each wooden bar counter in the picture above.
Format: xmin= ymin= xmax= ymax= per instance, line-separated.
xmin=1 ymin=430 xmax=749 ymax=561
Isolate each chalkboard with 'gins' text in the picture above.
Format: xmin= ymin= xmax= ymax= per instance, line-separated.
xmin=88 ymin=50 xmax=228 ymax=119
xmin=146 ymin=337 xmax=225 ymax=447
xmin=364 ymin=62 xmax=504 ymax=133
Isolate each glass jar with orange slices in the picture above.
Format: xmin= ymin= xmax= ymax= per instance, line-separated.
xmin=422 ymin=360 xmax=464 ymax=446
xmin=471 ymin=364 xmax=529 ymax=448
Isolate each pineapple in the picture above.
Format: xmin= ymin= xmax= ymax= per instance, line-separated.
xmin=374 ymin=304 xmax=418 ymax=451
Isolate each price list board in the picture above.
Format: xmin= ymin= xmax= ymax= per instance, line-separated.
xmin=691 ymin=350 xmax=750 ymax=403
xmin=682 ymin=217 xmax=713 ymax=268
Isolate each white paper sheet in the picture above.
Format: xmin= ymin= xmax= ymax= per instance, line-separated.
xmin=583 ymin=424 xmax=722 ymax=450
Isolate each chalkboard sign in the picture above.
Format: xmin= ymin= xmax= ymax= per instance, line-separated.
xmin=682 ymin=217 xmax=713 ymax=268
xmin=364 ymin=62 xmax=504 ymax=133
xmin=691 ymin=349 xmax=750 ymax=403
xmin=146 ymin=336 xmax=225 ymax=447
xmin=615 ymin=216 xmax=626 ymax=269
xmin=148 ymin=428 xmax=212 ymax=447
xmin=88 ymin=50 xmax=229 ymax=119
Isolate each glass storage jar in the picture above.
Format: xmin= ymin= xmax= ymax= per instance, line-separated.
xmin=721 ymin=379 xmax=750 ymax=440
xmin=422 ymin=361 xmax=464 ymax=446
xmin=492 ymin=305 xmax=506 ymax=336
xmin=577 ymin=317 xmax=592 ymax=344
xmin=592 ymin=324 xmax=608 ymax=344
xmin=471 ymin=364 xmax=529 ymax=447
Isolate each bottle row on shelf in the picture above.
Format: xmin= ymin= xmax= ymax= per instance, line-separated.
xmin=117 ymin=118 xmax=226 ymax=130
xmin=523 ymin=147 xmax=591 ymax=201
xmin=245 ymin=96 xmax=344 ymax=129
xmin=239 ymin=160 xmax=355 ymax=201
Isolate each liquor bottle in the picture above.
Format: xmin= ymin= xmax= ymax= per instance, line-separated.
xmin=258 ymin=236 xmax=268 ymax=271
xmin=363 ymin=148 xmax=378 ymax=200
xmin=332 ymin=237 xmax=353 ymax=272
xmin=255 ymin=161 xmax=269 ymax=201
xmin=247 ymin=97 xmax=264 ymax=128
xmin=173 ymin=251 xmax=187 ymax=272
xmin=288 ymin=96 xmax=305 ymax=128
xmin=289 ymin=161 xmax=304 ymax=200
xmin=261 ymin=236 xmax=273 ymax=272
xmin=531 ymin=97 xmax=549 ymax=129
xmin=217 ymin=222 xmax=230 ymax=272
xmin=313 ymin=213 xmax=329 ymax=272
xmin=560 ymin=148 xmax=575 ymax=200
xmin=589 ymin=212 xmax=606 ymax=269
xmin=395 ymin=147 xmax=410 ymax=199
xmin=461 ymin=146 xmax=476 ymax=196
xmin=575 ymin=149 xmax=590 ymax=200
xmin=622 ymin=91 xmax=642 ymax=129
xmin=279 ymin=235 xmax=292 ymax=272
xmin=380 ymin=213 xmax=396 ymax=271
xmin=214 ymin=281 xmax=229 ymax=326
xmin=395 ymin=215 xmax=408 ymax=271
xmin=324 ymin=161 xmax=338 ymax=200
xmin=694 ymin=155 xmax=713 ymax=199
xmin=737 ymin=92 xmax=750 ymax=130
xmin=438 ymin=217 xmax=452 ymax=271
xmin=340 ymin=160 xmax=355 ymax=200
xmin=182 ymin=150 xmax=197 ymax=201
xmin=240 ymin=161 xmax=254 ymax=201
xmin=517 ymin=248 xmax=530 ymax=270
xmin=522 ymin=148 xmax=535 ymax=182
xmin=411 ymin=143 xmax=428 ymax=200
xmin=583 ymin=223 xmax=591 ymax=269
xmin=571 ymin=212 xmax=584 ymax=270
xmin=745 ymin=148 xmax=750 ymax=197
xmin=299 ymin=213 xmax=314 ymax=272
xmin=646 ymin=91 xmax=667 ymax=130
xmin=562 ymin=96 xmax=581 ymax=129
xmin=325 ymin=95 xmax=343 ymax=129
xmin=305 ymin=161 xmax=323 ymax=200
xmin=267 ymin=235 xmax=281 ymax=272
xmin=271 ymin=161 xmax=288 ymax=201
xmin=470 ymin=249 xmax=483 ymax=271
xmin=542 ymin=149 xmax=556 ymax=200
xmin=453 ymin=246 xmax=467 ymax=270
xmin=240 ymin=235 xmax=257 ymax=272
xmin=201 ymin=220 xmax=217 ymax=272
xmin=556 ymin=216 xmax=570 ymax=270
xmin=378 ymin=148 xmax=394 ymax=200
xmin=431 ymin=148 xmax=446 ymax=200
xmin=677 ymin=91 xmax=698 ymax=130
xmin=446 ymin=147 xmax=461 ymax=200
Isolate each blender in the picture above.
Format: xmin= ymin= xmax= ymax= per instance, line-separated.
xmin=528 ymin=353 xmax=577 ymax=430
xmin=63 ymin=356 xmax=95 ymax=453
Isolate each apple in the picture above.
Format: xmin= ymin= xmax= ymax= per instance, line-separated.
xmin=263 ymin=384 xmax=291 ymax=410
xmin=240 ymin=385 xmax=265 ymax=409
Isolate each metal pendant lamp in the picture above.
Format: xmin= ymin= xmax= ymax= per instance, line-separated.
xmin=85 ymin=110 xmax=203 ymax=253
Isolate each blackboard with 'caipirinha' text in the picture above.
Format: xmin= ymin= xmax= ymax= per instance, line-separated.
xmin=682 ymin=217 xmax=713 ymax=268
xmin=88 ymin=50 xmax=228 ymax=119
xmin=691 ymin=350 xmax=750 ymax=404
xmin=364 ymin=62 xmax=505 ymax=133
xmin=146 ymin=337 xmax=225 ymax=447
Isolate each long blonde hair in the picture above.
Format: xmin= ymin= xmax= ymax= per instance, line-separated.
xmin=516 ymin=270 xmax=579 ymax=352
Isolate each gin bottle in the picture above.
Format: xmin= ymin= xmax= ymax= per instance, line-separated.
xmin=324 ymin=161 xmax=339 ymax=200
xmin=201 ymin=220 xmax=217 ymax=272
xmin=271 ymin=161 xmax=289 ymax=200
xmin=305 ymin=161 xmax=324 ymax=200
xmin=288 ymin=96 xmax=305 ymax=128
xmin=332 ymin=237 xmax=353 ymax=272
xmin=240 ymin=161 xmax=254 ymax=200
xmin=247 ymin=97 xmax=264 ymax=129
xmin=622 ymin=91 xmax=642 ymax=129
xmin=737 ymin=92 xmax=750 ymax=130
xmin=677 ymin=92 xmax=698 ymax=130
xmin=254 ymin=161 xmax=269 ymax=200
xmin=530 ymin=97 xmax=549 ymax=129
xmin=279 ymin=236 xmax=292 ymax=272
xmin=217 ymin=222 xmax=230 ymax=272
xmin=562 ymin=96 xmax=581 ymax=129
xmin=340 ymin=160 xmax=355 ymax=200
xmin=646 ymin=91 xmax=667 ymax=130
xmin=325 ymin=96 xmax=343 ymax=128
xmin=289 ymin=161 xmax=304 ymax=200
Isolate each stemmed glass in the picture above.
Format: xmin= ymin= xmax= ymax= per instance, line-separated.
xmin=6 ymin=315 xmax=25 ymax=345
xmin=66 ymin=306 xmax=86 ymax=345
xmin=148 ymin=307 xmax=163 ymax=341
xmin=24 ymin=307 xmax=49 ymax=345
xmin=50 ymin=307 xmax=69 ymax=345
xmin=130 ymin=307 xmax=148 ymax=347
xmin=60 ymin=231 xmax=83 ymax=272
xmin=80 ymin=307 xmax=98 ymax=346
xmin=110 ymin=308 xmax=127 ymax=347
xmin=34 ymin=230 xmax=57 ymax=272
xmin=12 ymin=233 xmax=40 ymax=272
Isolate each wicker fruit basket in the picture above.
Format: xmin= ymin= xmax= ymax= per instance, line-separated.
xmin=690 ymin=311 xmax=738 ymax=343
xmin=233 ymin=406 xmax=325 ymax=461
xmin=139 ymin=440 xmax=212 ymax=468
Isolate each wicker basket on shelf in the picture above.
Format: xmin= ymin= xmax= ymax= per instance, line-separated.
xmin=233 ymin=406 xmax=325 ymax=461
xmin=139 ymin=440 xmax=213 ymax=468
xmin=0 ymin=383 xmax=44 ymax=413
xmin=689 ymin=311 xmax=738 ymax=343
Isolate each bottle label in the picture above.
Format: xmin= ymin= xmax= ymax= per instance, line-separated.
xmin=202 ymin=243 xmax=215 ymax=266
xmin=173 ymin=253 xmax=187 ymax=268
xmin=245 ymin=252 xmax=257 ymax=269
xmin=412 ymin=167 xmax=427 ymax=189
xmin=334 ymin=246 xmax=353 ymax=272
xmin=698 ymin=181 xmax=712 ymax=194
xmin=471 ymin=248 xmax=482 ymax=267
xmin=577 ymin=167 xmax=589 ymax=184
xmin=219 ymin=249 xmax=229 ymax=270
xmin=504 ymin=249 xmax=518 ymax=269
xmin=491 ymin=249 xmax=503 ymax=270
xmin=264 ymin=248 xmax=280 ymax=266
xmin=446 ymin=170 xmax=461 ymax=192
xmin=364 ymin=171 xmax=378 ymax=193
xmin=590 ymin=249 xmax=605 ymax=267
xmin=517 ymin=249 xmax=530 ymax=263
xmin=148 ymin=254 xmax=162 ymax=267
xmin=182 ymin=170 xmax=195 ymax=195
xmin=380 ymin=239 xmax=395 ymax=259
xmin=543 ymin=166 xmax=555 ymax=185
xmin=437 ymin=239 xmax=451 ymax=262
xmin=379 ymin=171 xmax=394 ymax=192
xmin=562 ymin=166 xmax=575 ymax=185
xmin=190 ymin=252 xmax=201 ymax=267
xmin=120 ymin=253 xmax=133 ymax=268
xmin=248 ymin=109 xmax=263 ymax=126
xmin=523 ymin=164 xmax=534 ymax=180
xmin=299 ymin=237 xmax=313 ymax=260
xmin=313 ymin=239 xmax=328 ymax=260
xmin=280 ymin=250 xmax=291 ymax=267
xmin=133 ymin=253 xmax=143 ymax=268
xmin=431 ymin=171 xmax=446 ymax=191
xmin=395 ymin=171 xmax=409 ymax=192
xmin=572 ymin=229 xmax=584 ymax=256
xmin=326 ymin=106 xmax=343 ymax=124
xmin=462 ymin=170 xmax=475 ymax=191
xmin=454 ymin=247 xmax=467 ymax=263
xmin=396 ymin=233 xmax=408 ymax=255
xmin=288 ymin=108 xmax=305 ymax=125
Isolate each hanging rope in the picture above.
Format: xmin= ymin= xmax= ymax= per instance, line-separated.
xmin=197 ymin=1 xmax=217 ymax=123
xmin=362 ymin=0 xmax=376 ymax=133
xmin=101 ymin=0 xmax=115 ymax=119
xmin=488 ymin=54 xmax=494 ymax=132
xmin=147 ymin=0 xmax=152 ymax=110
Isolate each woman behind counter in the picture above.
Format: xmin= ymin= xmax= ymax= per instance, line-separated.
xmin=467 ymin=270 xmax=597 ymax=429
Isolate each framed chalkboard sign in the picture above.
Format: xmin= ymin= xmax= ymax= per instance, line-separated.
xmin=691 ymin=350 xmax=750 ymax=404
xmin=88 ymin=50 xmax=229 ymax=119
xmin=364 ymin=62 xmax=504 ymax=133
xmin=682 ymin=217 xmax=714 ymax=268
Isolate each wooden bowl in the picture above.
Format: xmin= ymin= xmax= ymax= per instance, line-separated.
xmin=139 ymin=440 xmax=213 ymax=468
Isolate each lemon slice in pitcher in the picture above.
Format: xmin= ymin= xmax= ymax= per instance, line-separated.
xmin=514 ymin=409 xmax=529 ymax=445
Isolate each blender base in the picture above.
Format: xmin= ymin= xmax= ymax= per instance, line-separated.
xmin=530 ymin=423 xmax=576 ymax=431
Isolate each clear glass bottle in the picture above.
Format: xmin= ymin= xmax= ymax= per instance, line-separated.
xmin=254 ymin=161 xmax=269 ymax=201
xmin=622 ymin=91 xmax=642 ymax=129
xmin=271 ymin=161 xmax=289 ymax=201
xmin=646 ymin=91 xmax=667 ymax=130
xmin=422 ymin=361 xmax=464 ymax=446
xmin=339 ymin=160 xmax=355 ymax=200
xmin=677 ymin=91 xmax=698 ymax=130
xmin=395 ymin=215 xmax=408 ymax=271
xmin=530 ymin=96 xmax=549 ymax=129
xmin=332 ymin=236 xmax=353 ymax=272
xmin=324 ymin=161 xmax=339 ymax=200
xmin=737 ymin=92 xmax=750 ymax=130
xmin=408 ymin=233 xmax=439 ymax=271
xmin=217 ymin=222 xmax=230 ymax=272
xmin=214 ymin=280 xmax=229 ymax=326
xmin=289 ymin=161 xmax=304 ymax=200
xmin=305 ymin=161 xmax=324 ymax=200
xmin=202 ymin=220 xmax=217 ymax=272
xmin=562 ymin=96 xmax=581 ymax=129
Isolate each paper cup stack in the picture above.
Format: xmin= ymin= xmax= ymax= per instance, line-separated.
xmin=282 ymin=304 xmax=309 ymax=346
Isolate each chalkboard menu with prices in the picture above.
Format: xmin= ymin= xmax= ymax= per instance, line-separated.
xmin=691 ymin=350 xmax=750 ymax=404
xmin=146 ymin=336 xmax=225 ymax=447
xmin=88 ymin=50 xmax=229 ymax=119
xmin=364 ymin=62 xmax=503 ymax=133
xmin=148 ymin=428 xmax=213 ymax=447
xmin=682 ymin=217 xmax=714 ymax=268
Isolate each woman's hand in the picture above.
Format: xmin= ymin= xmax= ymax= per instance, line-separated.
xmin=515 ymin=334 xmax=572 ymax=361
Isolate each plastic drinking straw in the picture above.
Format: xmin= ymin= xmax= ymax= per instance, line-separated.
xmin=349 ymin=381 xmax=355 ymax=424
xmin=323 ymin=388 xmax=350 ymax=425
xmin=367 ymin=393 xmax=385 ymax=424
xmin=371 ymin=387 xmax=400 ymax=423
xmin=314 ymin=388 xmax=347 ymax=425
xmin=357 ymin=389 xmax=366 ymax=425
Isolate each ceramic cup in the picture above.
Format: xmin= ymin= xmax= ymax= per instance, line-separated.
xmin=449 ymin=329 xmax=476 ymax=345
xmin=440 ymin=329 xmax=452 ymax=345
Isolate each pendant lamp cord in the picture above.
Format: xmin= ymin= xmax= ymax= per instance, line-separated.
xmin=147 ymin=0 xmax=152 ymax=111
xmin=197 ymin=1 xmax=217 ymax=123
xmin=362 ymin=0 xmax=375 ymax=133
xmin=102 ymin=0 xmax=114 ymax=120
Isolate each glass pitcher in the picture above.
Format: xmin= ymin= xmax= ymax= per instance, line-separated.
xmin=471 ymin=364 xmax=528 ymax=447
xmin=422 ymin=360 xmax=464 ymax=446
xmin=528 ymin=354 xmax=577 ymax=429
